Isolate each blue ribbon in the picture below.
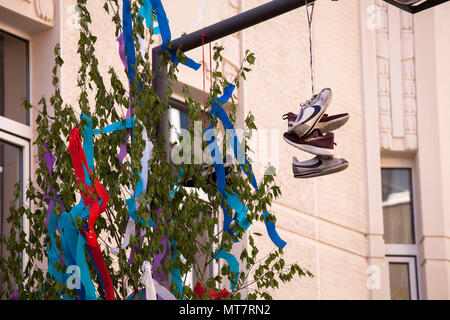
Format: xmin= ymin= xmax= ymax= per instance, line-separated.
xmin=123 ymin=0 xmax=138 ymax=86
xmin=149 ymin=0 xmax=201 ymax=70
xmin=209 ymin=84 xmax=287 ymax=250
xmin=203 ymin=87 xmax=242 ymax=289
xmin=122 ymin=0 xmax=155 ymax=229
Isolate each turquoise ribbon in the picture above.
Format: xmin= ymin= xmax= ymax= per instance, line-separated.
xmin=93 ymin=117 xmax=135 ymax=135
xmin=215 ymin=249 xmax=239 ymax=290
xmin=47 ymin=208 xmax=64 ymax=285
xmin=169 ymin=169 xmax=184 ymax=299
xmin=224 ymin=191 xmax=250 ymax=231
xmin=170 ymin=240 xmax=183 ymax=298
xmin=138 ymin=0 xmax=161 ymax=34
xmin=59 ymin=200 xmax=98 ymax=300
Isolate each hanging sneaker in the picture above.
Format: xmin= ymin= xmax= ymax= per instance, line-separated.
xmin=289 ymin=88 xmax=333 ymax=138
xmin=292 ymin=156 xmax=349 ymax=178
xmin=283 ymin=112 xmax=349 ymax=134
xmin=181 ymin=162 xmax=233 ymax=188
xmin=283 ymin=130 xmax=335 ymax=156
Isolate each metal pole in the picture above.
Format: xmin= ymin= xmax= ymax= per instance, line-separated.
xmin=154 ymin=0 xmax=315 ymax=56
xmin=152 ymin=50 xmax=170 ymax=161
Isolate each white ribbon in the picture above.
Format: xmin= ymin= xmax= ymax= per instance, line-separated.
xmin=194 ymin=0 xmax=207 ymax=28
xmin=154 ymin=281 xmax=176 ymax=300
xmin=140 ymin=261 xmax=157 ymax=300
xmin=139 ymin=261 xmax=177 ymax=300
xmin=111 ymin=218 xmax=136 ymax=255
xmin=140 ymin=125 xmax=152 ymax=193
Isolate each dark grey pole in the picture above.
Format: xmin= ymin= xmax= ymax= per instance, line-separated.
xmin=152 ymin=51 xmax=170 ymax=161
xmin=155 ymin=0 xmax=315 ymax=55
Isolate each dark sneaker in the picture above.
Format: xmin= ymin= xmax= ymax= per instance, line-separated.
xmin=292 ymin=156 xmax=349 ymax=178
xmin=283 ymin=112 xmax=349 ymax=134
xmin=289 ymin=88 xmax=333 ymax=138
xmin=181 ymin=163 xmax=233 ymax=188
xmin=283 ymin=130 xmax=335 ymax=156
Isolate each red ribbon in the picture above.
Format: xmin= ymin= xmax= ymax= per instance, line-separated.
xmin=194 ymin=282 xmax=230 ymax=300
xmin=68 ymin=127 xmax=115 ymax=300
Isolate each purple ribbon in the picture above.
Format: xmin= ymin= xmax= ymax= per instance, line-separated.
xmin=117 ymin=33 xmax=128 ymax=71
xmin=117 ymin=34 xmax=134 ymax=165
xmin=152 ymin=235 xmax=168 ymax=287
xmin=10 ymin=289 xmax=18 ymax=300
xmin=151 ymin=208 xmax=170 ymax=291
xmin=128 ymin=227 xmax=144 ymax=265
xmin=41 ymin=143 xmax=65 ymax=227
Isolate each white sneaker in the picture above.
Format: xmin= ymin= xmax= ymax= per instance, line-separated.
xmin=289 ymin=88 xmax=333 ymax=138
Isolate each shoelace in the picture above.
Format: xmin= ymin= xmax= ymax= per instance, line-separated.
xmin=282 ymin=95 xmax=318 ymax=121
xmin=295 ymin=94 xmax=318 ymax=122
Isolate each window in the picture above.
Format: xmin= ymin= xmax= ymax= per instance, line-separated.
xmin=168 ymin=99 xmax=220 ymax=290
xmin=169 ymin=99 xmax=190 ymax=144
xmin=0 ymin=30 xmax=29 ymax=126
xmin=381 ymin=168 xmax=415 ymax=244
xmin=0 ymin=28 xmax=31 ymax=294
xmin=0 ymin=132 xmax=29 ymax=293
xmin=387 ymin=256 xmax=418 ymax=300
xmin=381 ymin=167 xmax=419 ymax=300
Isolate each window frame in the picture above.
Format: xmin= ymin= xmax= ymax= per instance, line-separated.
xmin=0 ymin=130 xmax=30 ymax=274
xmin=381 ymin=157 xmax=422 ymax=300
xmin=169 ymin=99 xmax=222 ymax=289
xmin=381 ymin=167 xmax=417 ymax=246
xmin=0 ymin=26 xmax=32 ymax=277
xmin=0 ymin=28 xmax=31 ymax=127
xmin=386 ymin=255 xmax=419 ymax=300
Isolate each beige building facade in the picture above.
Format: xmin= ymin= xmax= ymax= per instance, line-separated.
xmin=0 ymin=0 xmax=449 ymax=299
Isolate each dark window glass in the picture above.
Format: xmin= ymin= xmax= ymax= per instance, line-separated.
xmin=0 ymin=140 xmax=22 ymax=293
xmin=389 ymin=262 xmax=411 ymax=300
xmin=0 ymin=30 xmax=29 ymax=125
xmin=381 ymin=168 xmax=415 ymax=244
xmin=169 ymin=101 xmax=190 ymax=144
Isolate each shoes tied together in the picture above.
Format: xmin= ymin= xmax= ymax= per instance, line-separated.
xmin=282 ymin=88 xmax=350 ymax=179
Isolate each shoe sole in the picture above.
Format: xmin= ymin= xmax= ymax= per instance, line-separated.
xmin=294 ymin=161 xmax=349 ymax=178
xmin=315 ymin=115 xmax=349 ymax=133
xmin=288 ymin=114 xmax=349 ymax=135
xmin=283 ymin=136 xmax=335 ymax=156
xmin=291 ymin=91 xmax=333 ymax=138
